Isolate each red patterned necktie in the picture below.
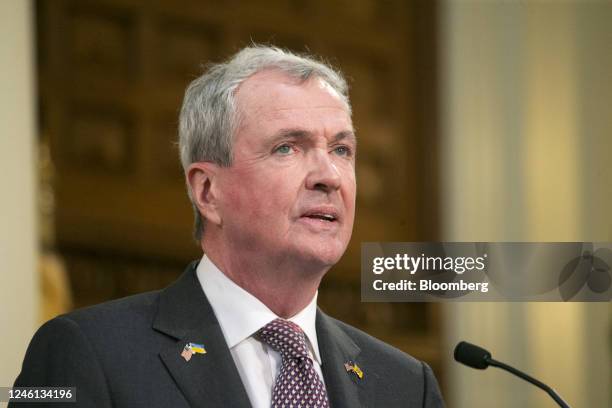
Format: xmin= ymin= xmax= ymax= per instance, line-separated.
xmin=257 ymin=318 xmax=330 ymax=408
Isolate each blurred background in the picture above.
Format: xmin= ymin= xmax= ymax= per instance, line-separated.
xmin=1 ymin=0 xmax=610 ymax=407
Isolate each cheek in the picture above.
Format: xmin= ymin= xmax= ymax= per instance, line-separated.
xmin=222 ymin=168 xmax=296 ymax=220
xmin=342 ymin=170 xmax=357 ymax=208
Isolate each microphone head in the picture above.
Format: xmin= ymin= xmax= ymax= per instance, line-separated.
xmin=454 ymin=341 xmax=492 ymax=369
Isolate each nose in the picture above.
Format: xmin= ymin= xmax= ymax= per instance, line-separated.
xmin=305 ymin=149 xmax=342 ymax=193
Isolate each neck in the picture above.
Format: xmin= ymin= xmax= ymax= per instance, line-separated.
xmin=202 ymin=238 xmax=328 ymax=318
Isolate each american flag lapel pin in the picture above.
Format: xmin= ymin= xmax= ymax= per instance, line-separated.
xmin=181 ymin=342 xmax=206 ymax=362
xmin=344 ymin=360 xmax=364 ymax=379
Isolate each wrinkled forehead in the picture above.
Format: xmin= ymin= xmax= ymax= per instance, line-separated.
xmin=234 ymin=69 xmax=349 ymax=118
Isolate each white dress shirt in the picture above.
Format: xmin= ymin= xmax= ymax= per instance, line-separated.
xmin=196 ymin=255 xmax=326 ymax=408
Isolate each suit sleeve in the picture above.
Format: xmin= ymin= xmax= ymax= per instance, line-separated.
xmin=10 ymin=316 xmax=113 ymax=408
xmin=422 ymin=361 xmax=445 ymax=408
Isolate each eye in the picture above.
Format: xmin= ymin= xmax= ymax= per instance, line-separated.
xmin=273 ymin=144 xmax=294 ymax=155
xmin=333 ymin=145 xmax=352 ymax=157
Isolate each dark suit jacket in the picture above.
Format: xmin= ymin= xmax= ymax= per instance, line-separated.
xmin=12 ymin=261 xmax=445 ymax=407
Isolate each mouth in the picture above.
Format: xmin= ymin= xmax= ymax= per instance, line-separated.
xmin=300 ymin=207 xmax=340 ymax=223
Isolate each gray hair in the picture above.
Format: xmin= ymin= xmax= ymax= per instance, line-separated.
xmin=178 ymin=45 xmax=351 ymax=241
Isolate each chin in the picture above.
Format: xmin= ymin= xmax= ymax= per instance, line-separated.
xmin=296 ymin=240 xmax=348 ymax=268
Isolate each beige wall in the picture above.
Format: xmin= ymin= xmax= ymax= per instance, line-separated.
xmin=440 ymin=1 xmax=611 ymax=407
xmin=0 ymin=0 xmax=38 ymax=402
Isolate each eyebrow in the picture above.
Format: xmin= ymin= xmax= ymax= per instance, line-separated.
xmin=271 ymin=128 xmax=357 ymax=145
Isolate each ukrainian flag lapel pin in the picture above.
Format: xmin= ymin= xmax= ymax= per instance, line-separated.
xmin=181 ymin=342 xmax=207 ymax=362
xmin=344 ymin=360 xmax=364 ymax=380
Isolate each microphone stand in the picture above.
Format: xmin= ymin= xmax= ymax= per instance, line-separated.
xmin=486 ymin=356 xmax=571 ymax=408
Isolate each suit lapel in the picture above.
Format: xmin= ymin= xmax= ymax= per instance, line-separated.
xmin=316 ymin=310 xmax=366 ymax=408
xmin=153 ymin=262 xmax=251 ymax=408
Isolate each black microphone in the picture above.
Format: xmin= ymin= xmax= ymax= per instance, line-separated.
xmin=454 ymin=341 xmax=571 ymax=408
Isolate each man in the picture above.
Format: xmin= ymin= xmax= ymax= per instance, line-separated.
xmin=13 ymin=46 xmax=444 ymax=407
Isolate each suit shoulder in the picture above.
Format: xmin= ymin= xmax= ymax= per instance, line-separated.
xmin=328 ymin=316 xmax=423 ymax=370
xmin=13 ymin=314 xmax=112 ymax=397
xmin=17 ymin=290 xmax=165 ymax=382
xmin=56 ymin=290 xmax=162 ymax=336
xmin=66 ymin=289 xmax=160 ymax=319
xmin=322 ymin=315 xmax=446 ymax=406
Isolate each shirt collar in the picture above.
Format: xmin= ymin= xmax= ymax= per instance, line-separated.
xmin=196 ymin=255 xmax=322 ymax=364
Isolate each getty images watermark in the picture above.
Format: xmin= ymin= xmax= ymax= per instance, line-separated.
xmin=361 ymin=243 xmax=612 ymax=302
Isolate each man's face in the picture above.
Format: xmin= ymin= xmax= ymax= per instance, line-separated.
xmin=214 ymin=69 xmax=356 ymax=269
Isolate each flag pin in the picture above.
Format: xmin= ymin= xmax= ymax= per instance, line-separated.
xmin=344 ymin=361 xmax=364 ymax=379
xmin=181 ymin=342 xmax=206 ymax=362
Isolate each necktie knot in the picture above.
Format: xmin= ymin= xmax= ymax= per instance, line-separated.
xmin=257 ymin=318 xmax=310 ymax=360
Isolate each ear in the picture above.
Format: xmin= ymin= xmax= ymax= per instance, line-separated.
xmin=186 ymin=162 xmax=222 ymax=227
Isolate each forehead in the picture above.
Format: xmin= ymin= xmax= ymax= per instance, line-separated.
xmin=234 ymin=69 xmax=351 ymax=127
